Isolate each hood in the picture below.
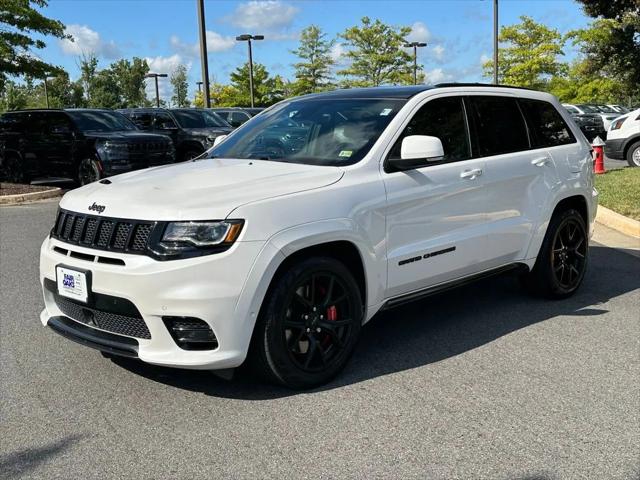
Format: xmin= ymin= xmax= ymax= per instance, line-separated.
xmin=183 ymin=127 xmax=234 ymax=136
xmin=59 ymin=158 xmax=344 ymax=221
xmin=82 ymin=131 xmax=172 ymax=142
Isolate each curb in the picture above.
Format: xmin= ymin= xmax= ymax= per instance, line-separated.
xmin=0 ymin=187 xmax=62 ymax=206
xmin=596 ymin=205 xmax=640 ymax=239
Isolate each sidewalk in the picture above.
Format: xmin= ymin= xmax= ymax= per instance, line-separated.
xmin=592 ymin=222 xmax=640 ymax=259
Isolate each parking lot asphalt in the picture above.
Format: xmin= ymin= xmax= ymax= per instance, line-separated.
xmin=1 ymin=200 xmax=639 ymax=480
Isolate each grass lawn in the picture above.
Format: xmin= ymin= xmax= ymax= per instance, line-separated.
xmin=594 ymin=168 xmax=640 ymax=221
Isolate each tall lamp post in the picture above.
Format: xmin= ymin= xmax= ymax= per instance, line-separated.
xmin=235 ymin=34 xmax=264 ymax=108
xmin=196 ymin=0 xmax=211 ymax=108
xmin=493 ymin=0 xmax=499 ymax=84
xmin=404 ymin=41 xmax=427 ymax=85
xmin=145 ymin=73 xmax=168 ymax=107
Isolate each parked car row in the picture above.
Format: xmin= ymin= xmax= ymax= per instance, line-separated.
xmin=562 ymin=103 xmax=631 ymax=141
xmin=0 ymin=106 xmax=262 ymax=184
xmin=605 ymin=107 xmax=640 ymax=167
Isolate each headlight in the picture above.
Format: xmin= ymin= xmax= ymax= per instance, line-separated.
xmin=610 ymin=117 xmax=627 ymax=130
xmin=205 ymin=135 xmax=218 ymax=145
xmin=96 ymin=141 xmax=129 ymax=161
xmin=149 ymin=220 xmax=244 ymax=259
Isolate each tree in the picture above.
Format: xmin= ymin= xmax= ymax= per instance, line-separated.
xmin=88 ymin=69 xmax=121 ymax=109
xmin=110 ymin=57 xmax=149 ymax=107
xmin=0 ymin=0 xmax=70 ymax=89
xmin=483 ymin=16 xmax=566 ymax=88
xmin=337 ymin=17 xmax=413 ymax=87
xmin=170 ymin=64 xmax=190 ymax=107
xmin=291 ymin=25 xmax=334 ymax=95
xmin=77 ymin=53 xmax=98 ymax=103
xmin=227 ymin=62 xmax=281 ymax=107
xmin=548 ymin=61 xmax=626 ymax=103
xmin=569 ymin=1 xmax=639 ymax=100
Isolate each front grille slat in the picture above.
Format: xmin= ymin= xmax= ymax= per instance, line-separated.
xmin=51 ymin=209 xmax=154 ymax=255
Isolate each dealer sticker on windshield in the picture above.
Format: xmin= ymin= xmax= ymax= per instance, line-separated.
xmin=380 ymin=108 xmax=393 ymax=116
xmin=56 ymin=266 xmax=88 ymax=303
xmin=338 ymin=150 xmax=353 ymax=158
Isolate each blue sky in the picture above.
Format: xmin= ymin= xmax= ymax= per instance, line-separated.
xmin=37 ymin=0 xmax=593 ymax=102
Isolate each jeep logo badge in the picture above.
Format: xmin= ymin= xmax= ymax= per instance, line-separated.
xmin=88 ymin=202 xmax=106 ymax=214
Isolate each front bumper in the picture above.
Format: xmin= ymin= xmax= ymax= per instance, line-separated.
xmin=40 ymin=235 xmax=269 ymax=369
xmin=604 ymin=138 xmax=626 ymax=160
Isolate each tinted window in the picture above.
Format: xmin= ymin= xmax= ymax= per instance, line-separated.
xmin=564 ymin=105 xmax=579 ymax=115
xmin=520 ymin=99 xmax=576 ymax=148
xmin=171 ymin=110 xmax=229 ymax=128
xmin=389 ymin=96 xmax=470 ymax=162
xmin=154 ymin=112 xmax=177 ymax=129
xmin=230 ymin=112 xmax=250 ymax=125
xmin=128 ymin=112 xmax=154 ymax=130
xmin=0 ymin=113 xmax=27 ymax=133
xmin=469 ymin=96 xmax=529 ymax=156
xmin=66 ymin=111 xmax=137 ymax=132
xmin=47 ymin=113 xmax=73 ymax=134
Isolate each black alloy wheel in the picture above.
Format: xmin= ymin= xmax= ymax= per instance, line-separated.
xmin=4 ymin=156 xmax=27 ymax=184
xmin=551 ymin=217 xmax=587 ymax=290
xmin=250 ymin=257 xmax=363 ymax=389
xmin=78 ymin=158 xmax=101 ymax=186
xmin=521 ymin=208 xmax=588 ymax=299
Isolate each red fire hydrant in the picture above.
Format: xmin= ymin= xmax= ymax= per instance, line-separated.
xmin=592 ymin=136 xmax=606 ymax=174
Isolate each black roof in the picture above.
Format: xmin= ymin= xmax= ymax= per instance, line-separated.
xmin=117 ymin=107 xmax=212 ymax=113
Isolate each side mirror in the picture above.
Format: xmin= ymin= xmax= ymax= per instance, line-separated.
xmin=389 ymin=135 xmax=445 ymax=171
xmin=213 ymin=135 xmax=227 ymax=147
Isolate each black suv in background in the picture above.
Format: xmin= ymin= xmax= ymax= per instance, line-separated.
xmin=118 ymin=108 xmax=233 ymax=161
xmin=211 ymin=107 xmax=264 ymax=127
xmin=0 ymin=109 xmax=176 ymax=185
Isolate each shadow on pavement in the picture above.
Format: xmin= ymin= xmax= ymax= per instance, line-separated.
xmin=110 ymin=244 xmax=640 ymax=400
xmin=0 ymin=434 xmax=84 ymax=479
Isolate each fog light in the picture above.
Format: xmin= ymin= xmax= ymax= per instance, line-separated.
xmin=162 ymin=316 xmax=218 ymax=350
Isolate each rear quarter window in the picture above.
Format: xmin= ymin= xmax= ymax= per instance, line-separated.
xmin=520 ymin=99 xmax=576 ymax=148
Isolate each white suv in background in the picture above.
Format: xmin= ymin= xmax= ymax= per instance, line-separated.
xmin=40 ymin=85 xmax=597 ymax=388
xmin=606 ymin=108 xmax=640 ymax=167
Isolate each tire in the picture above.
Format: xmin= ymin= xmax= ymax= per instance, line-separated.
xmin=77 ymin=158 xmax=101 ymax=186
xmin=3 ymin=155 xmax=28 ymax=184
xmin=183 ymin=150 xmax=203 ymax=161
xmin=627 ymin=140 xmax=640 ymax=168
xmin=521 ymin=209 xmax=588 ymax=299
xmin=249 ymin=257 xmax=363 ymax=389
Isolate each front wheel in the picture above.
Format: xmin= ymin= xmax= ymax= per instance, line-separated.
xmin=182 ymin=149 xmax=203 ymax=161
xmin=78 ymin=158 xmax=101 ymax=186
xmin=249 ymin=257 xmax=363 ymax=389
xmin=627 ymin=141 xmax=640 ymax=168
xmin=3 ymin=155 xmax=28 ymax=184
xmin=521 ymin=209 xmax=588 ymax=299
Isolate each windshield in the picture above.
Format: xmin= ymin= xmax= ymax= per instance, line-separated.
xmin=577 ymin=105 xmax=602 ymax=114
xmin=595 ymin=105 xmax=618 ymax=113
xmin=172 ymin=110 xmax=230 ymax=129
xmin=67 ymin=111 xmax=137 ymax=132
xmin=208 ymin=98 xmax=405 ymax=166
xmin=564 ymin=105 xmax=579 ymax=115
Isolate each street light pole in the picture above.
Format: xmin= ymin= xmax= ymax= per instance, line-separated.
xmin=236 ymin=34 xmax=264 ymax=108
xmin=145 ymin=73 xmax=168 ymax=108
xmin=43 ymin=77 xmax=49 ymax=108
xmin=493 ymin=0 xmax=499 ymax=84
xmin=404 ymin=42 xmax=427 ymax=85
xmin=197 ymin=0 xmax=211 ymax=108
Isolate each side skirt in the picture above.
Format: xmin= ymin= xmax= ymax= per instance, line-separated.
xmin=380 ymin=263 xmax=528 ymax=311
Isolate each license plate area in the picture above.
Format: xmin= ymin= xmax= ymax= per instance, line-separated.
xmin=56 ymin=265 xmax=92 ymax=304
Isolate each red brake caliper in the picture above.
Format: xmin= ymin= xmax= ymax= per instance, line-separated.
xmin=321 ymin=305 xmax=337 ymax=348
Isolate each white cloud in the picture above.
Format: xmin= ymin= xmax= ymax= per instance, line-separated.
xmin=227 ymin=1 xmax=299 ymax=32
xmin=170 ymin=31 xmax=235 ymax=58
xmin=424 ymin=68 xmax=453 ymax=85
xmin=431 ymin=44 xmax=445 ymax=61
xmin=59 ymin=24 xmax=120 ymax=59
xmin=329 ymin=42 xmax=348 ymax=65
xmin=480 ymin=53 xmax=492 ymax=64
xmin=144 ymin=54 xmax=192 ymax=102
xmin=406 ymin=21 xmax=431 ymax=44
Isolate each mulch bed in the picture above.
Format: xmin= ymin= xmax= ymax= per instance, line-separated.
xmin=0 ymin=183 xmax=53 ymax=196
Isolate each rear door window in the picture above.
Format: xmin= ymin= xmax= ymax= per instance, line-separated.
xmin=153 ymin=112 xmax=177 ymax=129
xmin=468 ymin=96 xmax=530 ymax=157
xmin=519 ymin=99 xmax=576 ymax=148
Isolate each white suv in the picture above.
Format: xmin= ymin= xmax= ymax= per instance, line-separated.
xmin=605 ymin=108 xmax=640 ymax=167
xmin=39 ymin=85 xmax=597 ymax=388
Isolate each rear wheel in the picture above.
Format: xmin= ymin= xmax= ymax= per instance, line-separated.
xmin=3 ymin=155 xmax=28 ymax=184
xmin=627 ymin=141 xmax=640 ymax=167
xmin=249 ymin=257 xmax=363 ymax=389
xmin=78 ymin=158 xmax=101 ymax=186
xmin=521 ymin=209 xmax=588 ymax=299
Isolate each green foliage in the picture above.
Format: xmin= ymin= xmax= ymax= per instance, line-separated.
xmin=110 ymin=57 xmax=149 ymax=108
xmin=291 ymin=25 xmax=334 ymax=95
xmin=548 ymin=61 xmax=626 ymax=103
xmin=483 ymin=16 xmax=566 ymax=88
xmin=0 ymin=0 xmax=70 ymax=89
xmin=337 ymin=17 xmax=414 ymax=87
xmin=170 ymin=64 xmax=190 ymax=107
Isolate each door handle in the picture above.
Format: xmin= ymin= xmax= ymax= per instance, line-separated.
xmin=531 ymin=156 xmax=550 ymax=167
xmin=460 ymin=168 xmax=483 ymax=179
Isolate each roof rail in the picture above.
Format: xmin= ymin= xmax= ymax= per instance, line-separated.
xmin=434 ymin=82 xmax=541 ymax=92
